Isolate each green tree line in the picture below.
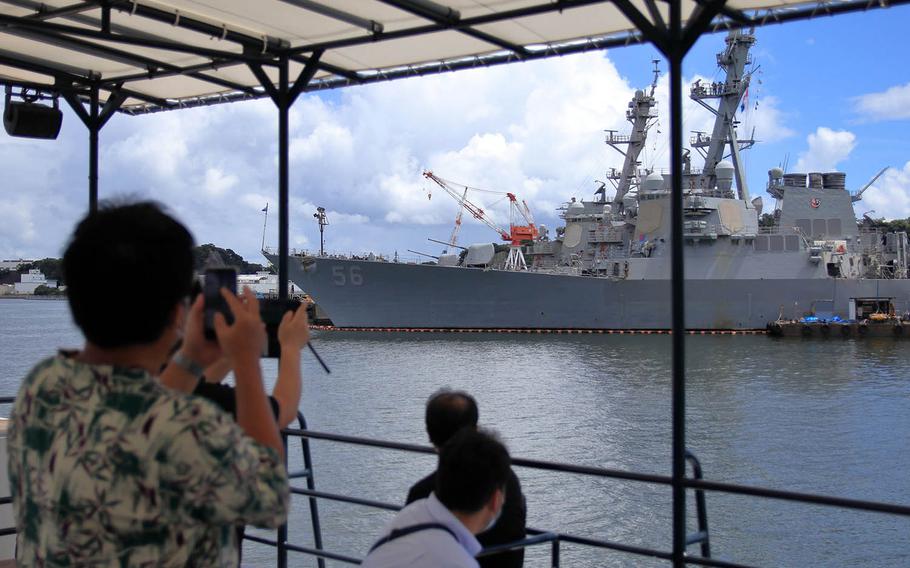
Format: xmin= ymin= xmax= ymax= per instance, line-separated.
xmin=1 ymin=245 xmax=272 ymax=287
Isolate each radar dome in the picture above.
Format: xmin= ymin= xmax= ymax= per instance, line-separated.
xmin=642 ymin=172 xmax=664 ymax=193
xmin=716 ymin=160 xmax=734 ymax=175
xmin=568 ymin=200 xmax=585 ymax=212
xmin=715 ymin=160 xmax=734 ymax=192
xmin=635 ymin=89 xmax=644 ymax=98
xmin=769 ymin=167 xmax=784 ymax=179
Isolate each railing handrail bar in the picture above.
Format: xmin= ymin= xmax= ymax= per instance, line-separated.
xmin=245 ymin=533 xmax=362 ymax=565
xmin=287 ymin=428 xmax=910 ymax=518
xmin=476 ymin=532 xmax=558 ymax=556
xmin=685 ymin=478 xmax=910 ymax=516
xmin=283 ymin=481 xmax=735 ymax=567
xmin=285 ymin=485 xmax=690 ymax=563
xmin=290 ymin=486 xmax=400 ymax=511
xmin=285 ymin=428 xmax=670 ymax=484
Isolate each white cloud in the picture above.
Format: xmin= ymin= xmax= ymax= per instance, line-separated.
xmin=853 ymin=82 xmax=910 ymax=122
xmin=860 ymin=162 xmax=910 ymax=219
xmin=748 ymin=96 xmax=795 ymax=143
xmin=203 ymin=168 xmax=238 ymax=197
xmin=794 ymin=127 xmax=856 ymax=172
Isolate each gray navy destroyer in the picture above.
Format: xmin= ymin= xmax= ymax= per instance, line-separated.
xmin=269 ymin=30 xmax=910 ymax=331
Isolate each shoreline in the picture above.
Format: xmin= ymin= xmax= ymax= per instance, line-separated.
xmin=0 ymin=295 xmax=66 ymax=301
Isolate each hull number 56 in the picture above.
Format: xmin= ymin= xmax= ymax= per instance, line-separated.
xmin=332 ymin=265 xmax=363 ymax=286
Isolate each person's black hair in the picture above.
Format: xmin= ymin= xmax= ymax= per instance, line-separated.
xmin=425 ymin=389 xmax=479 ymax=448
xmin=63 ymin=200 xmax=195 ymax=348
xmin=435 ymin=428 xmax=510 ymax=513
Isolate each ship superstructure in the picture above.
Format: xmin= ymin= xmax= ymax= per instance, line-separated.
xmin=270 ymin=30 xmax=910 ymax=330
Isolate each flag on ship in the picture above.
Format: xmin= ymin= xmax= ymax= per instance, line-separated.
xmin=262 ymin=203 xmax=268 ymax=212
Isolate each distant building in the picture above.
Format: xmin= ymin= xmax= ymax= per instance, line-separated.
xmin=14 ymin=269 xmax=55 ymax=294
xmin=236 ymin=271 xmax=302 ymax=297
xmin=0 ymin=284 xmax=13 ymax=295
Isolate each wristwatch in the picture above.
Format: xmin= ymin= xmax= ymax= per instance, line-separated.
xmin=171 ymin=351 xmax=205 ymax=380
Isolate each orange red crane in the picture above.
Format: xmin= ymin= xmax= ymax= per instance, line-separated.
xmin=422 ymin=170 xmax=539 ymax=248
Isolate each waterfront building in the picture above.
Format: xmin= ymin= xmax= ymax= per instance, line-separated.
xmin=237 ymin=271 xmax=303 ymax=298
xmin=14 ymin=270 xmax=56 ymax=295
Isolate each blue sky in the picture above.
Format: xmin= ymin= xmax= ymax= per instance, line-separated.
xmin=1 ymin=6 xmax=908 ymax=263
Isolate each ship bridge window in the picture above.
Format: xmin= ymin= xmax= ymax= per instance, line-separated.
xmin=796 ymin=219 xmax=811 ymax=235
xmin=785 ymin=235 xmax=800 ymax=251
xmin=754 ymin=236 xmax=769 ymax=252
xmin=812 ymin=219 xmax=826 ymax=236
xmin=828 ymin=218 xmax=842 ymax=236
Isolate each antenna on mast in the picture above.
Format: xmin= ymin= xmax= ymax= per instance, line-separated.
xmin=313 ymin=207 xmax=329 ymax=256
xmin=650 ymin=59 xmax=660 ymax=97
xmin=260 ymin=203 xmax=269 ymax=252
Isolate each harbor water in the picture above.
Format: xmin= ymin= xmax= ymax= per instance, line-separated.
xmin=1 ymin=299 xmax=908 ymax=567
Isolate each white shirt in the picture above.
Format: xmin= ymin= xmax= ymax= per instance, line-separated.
xmin=362 ymin=493 xmax=482 ymax=568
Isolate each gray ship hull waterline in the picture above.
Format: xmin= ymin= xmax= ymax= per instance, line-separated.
xmin=268 ymin=30 xmax=910 ymax=331
xmin=266 ymin=254 xmax=910 ymax=330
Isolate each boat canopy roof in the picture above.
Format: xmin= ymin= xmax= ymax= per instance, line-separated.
xmin=0 ymin=0 xmax=901 ymax=115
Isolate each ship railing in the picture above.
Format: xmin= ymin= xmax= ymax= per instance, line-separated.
xmin=1 ymin=399 xmax=909 ymax=566
xmin=263 ymin=246 xmax=422 ymax=264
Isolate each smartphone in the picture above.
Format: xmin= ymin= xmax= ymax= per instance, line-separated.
xmin=259 ymin=298 xmax=301 ymax=358
xmin=203 ymin=268 xmax=237 ymax=340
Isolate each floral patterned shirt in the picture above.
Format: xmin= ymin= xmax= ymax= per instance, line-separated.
xmin=7 ymin=354 xmax=289 ymax=567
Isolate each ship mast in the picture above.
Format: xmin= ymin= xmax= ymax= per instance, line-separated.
xmin=689 ymin=29 xmax=756 ymax=202
xmin=606 ymin=60 xmax=660 ymax=209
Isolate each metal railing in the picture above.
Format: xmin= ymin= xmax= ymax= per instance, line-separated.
xmin=2 ymin=399 xmax=909 ymax=566
xmin=261 ymin=423 xmax=910 ymax=567
xmin=267 ymin=423 xmax=721 ymax=566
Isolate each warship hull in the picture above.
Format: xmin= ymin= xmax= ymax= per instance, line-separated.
xmin=270 ymin=255 xmax=910 ymax=330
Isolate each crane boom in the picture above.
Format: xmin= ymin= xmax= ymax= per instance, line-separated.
xmin=423 ymin=171 xmax=510 ymax=241
xmin=443 ymin=188 xmax=468 ymax=253
xmin=852 ymin=166 xmax=888 ymax=203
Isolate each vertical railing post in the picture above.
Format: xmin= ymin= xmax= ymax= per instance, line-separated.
xmin=277 ymin=54 xmax=290 ymax=301
xmin=668 ymin=0 xmax=687 ymax=565
xmin=550 ymin=538 xmax=560 ymax=568
xmin=278 ymin=431 xmax=289 ymax=568
xmin=62 ymin=84 xmax=123 ymax=214
xmin=88 ymin=85 xmax=99 ymax=213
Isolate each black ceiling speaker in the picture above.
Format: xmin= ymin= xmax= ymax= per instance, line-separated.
xmin=4 ymin=99 xmax=63 ymax=139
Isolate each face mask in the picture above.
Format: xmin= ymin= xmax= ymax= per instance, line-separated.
xmin=481 ymin=492 xmax=504 ymax=533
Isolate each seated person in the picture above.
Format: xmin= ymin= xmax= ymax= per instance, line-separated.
xmin=7 ymin=201 xmax=288 ymax=567
xmin=407 ymin=390 xmax=526 ymax=568
xmin=363 ymin=429 xmax=511 ymax=568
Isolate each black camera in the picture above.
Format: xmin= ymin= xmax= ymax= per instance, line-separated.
xmin=203 ymin=268 xmax=237 ymax=341
xmin=260 ymin=298 xmax=302 ymax=358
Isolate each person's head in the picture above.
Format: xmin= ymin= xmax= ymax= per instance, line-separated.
xmin=425 ymin=389 xmax=478 ymax=448
xmin=63 ymin=200 xmax=195 ymax=350
xmin=435 ymin=428 xmax=510 ymax=534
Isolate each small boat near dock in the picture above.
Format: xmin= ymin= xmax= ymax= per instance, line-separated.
xmin=768 ymin=313 xmax=909 ymax=338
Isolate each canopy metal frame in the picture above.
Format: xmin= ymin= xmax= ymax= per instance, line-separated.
xmin=1 ymin=2 xmax=908 ymax=567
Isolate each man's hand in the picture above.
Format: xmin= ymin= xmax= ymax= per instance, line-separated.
xmin=180 ymin=294 xmax=222 ymax=368
xmin=277 ymin=305 xmax=310 ymax=352
xmin=213 ymin=287 xmax=265 ymax=371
